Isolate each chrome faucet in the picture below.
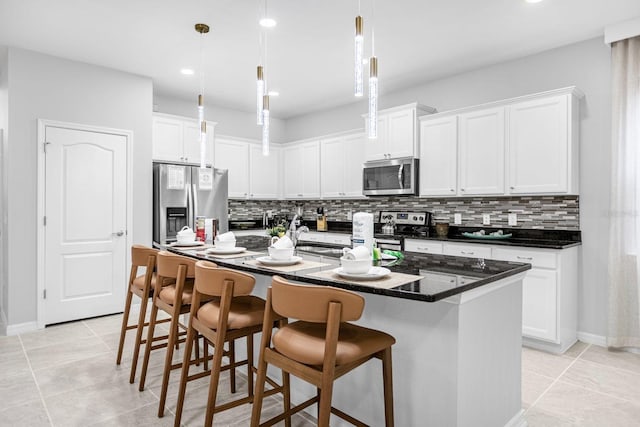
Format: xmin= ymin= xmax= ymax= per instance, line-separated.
xmin=287 ymin=214 xmax=309 ymax=247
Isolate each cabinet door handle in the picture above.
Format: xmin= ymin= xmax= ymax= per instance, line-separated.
xmin=461 ymin=251 xmax=474 ymax=255
xmin=450 ymin=189 xmax=455 ymax=192
xmin=510 ymin=186 xmax=515 ymax=190
xmin=460 ymin=188 xmax=465 ymax=192
xmin=417 ymin=247 xmax=429 ymax=251
xmin=517 ymin=256 xmax=533 ymax=260
xmin=112 ymin=230 xmax=124 ymax=237
xmin=298 ymin=193 xmax=303 ymax=197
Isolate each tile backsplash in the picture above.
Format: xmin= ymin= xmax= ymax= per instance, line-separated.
xmin=229 ymin=195 xmax=580 ymax=230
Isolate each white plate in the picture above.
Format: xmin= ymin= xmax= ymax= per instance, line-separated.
xmin=381 ymin=253 xmax=397 ymax=260
xmin=170 ymin=241 xmax=205 ymax=247
xmin=255 ymin=256 xmax=302 ymax=266
xmin=334 ymin=266 xmax=391 ymax=280
xmin=205 ymin=246 xmax=247 ymax=255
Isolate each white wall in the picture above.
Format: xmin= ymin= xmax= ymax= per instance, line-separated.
xmin=285 ymin=37 xmax=613 ymax=339
xmin=5 ymin=47 xmax=153 ymax=327
xmin=153 ymin=94 xmax=287 ymax=143
xmin=0 ymin=46 xmax=7 ymax=330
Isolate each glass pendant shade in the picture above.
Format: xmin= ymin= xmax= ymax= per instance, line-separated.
xmin=198 ymin=94 xmax=207 ymax=168
xmin=257 ymin=65 xmax=265 ymax=125
xmin=262 ymin=95 xmax=270 ymax=156
xmin=368 ymin=56 xmax=378 ymax=139
xmin=354 ymin=16 xmax=364 ymax=97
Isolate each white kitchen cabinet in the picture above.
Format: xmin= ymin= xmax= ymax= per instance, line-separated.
xmin=364 ymin=103 xmax=435 ymax=161
xmin=443 ymin=242 xmax=492 ymax=259
xmin=283 ymin=140 xmax=320 ymax=199
xmin=507 ymin=93 xmax=579 ymax=194
xmin=321 ymin=132 xmax=365 ymax=198
xmin=458 ymin=107 xmax=505 ymax=195
xmin=404 ymin=239 xmax=444 ymax=254
xmin=215 ymin=137 xmax=281 ymax=200
xmin=492 ymin=246 xmax=578 ymax=354
xmin=418 ymin=116 xmax=458 ymax=196
xmin=214 ymin=138 xmax=250 ymax=198
xmin=152 ymin=113 xmax=215 ymax=165
xmin=249 ymin=144 xmax=281 ymax=199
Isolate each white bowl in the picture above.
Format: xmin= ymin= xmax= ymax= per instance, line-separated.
xmin=340 ymin=257 xmax=371 ymax=274
xmin=269 ymin=246 xmax=294 ymax=260
xmin=176 ymin=233 xmax=196 ymax=244
xmin=214 ymin=239 xmax=236 ymax=250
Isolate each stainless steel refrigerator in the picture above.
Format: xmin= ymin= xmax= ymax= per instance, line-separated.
xmin=153 ymin=162 xmax=228 ymax=245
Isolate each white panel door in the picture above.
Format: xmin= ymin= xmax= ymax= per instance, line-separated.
xmin=320 ymin=136 xmax=346 ymax=198
xmin=419 ymin=116 xmax=458 ymax=196
xmin=343 ymin=133 xmax=366 ymax=197
xmin=300 ymin=141 xmax=321 ymax=198
xmin=364 ymin=116 xmax=388 ymax=161
xmin=522 ymin=268 xmax=558 ymax=342
xmin=458 ymin=107 xmax=505 ymax=195
xmin=283 ymin=144 xmax=304 ymax=198
xmin=387 ymin=109 xmax=415 ymax=158
xmin=44 ymin=126 xmax=127 ymax=324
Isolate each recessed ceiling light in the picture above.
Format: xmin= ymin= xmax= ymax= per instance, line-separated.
xmin=267 ymin=90 xmax=279 ymax=97
xmin=259 ymin=18 xmax=277 ymax=28
xmin=525 ymin=0 xmax=543 ymax=3
xmin=181 ymin=68 xmax=194 ymax=75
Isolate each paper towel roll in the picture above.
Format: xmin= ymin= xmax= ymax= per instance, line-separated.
xmin=352 ymin=212 xmax=374 ymax=254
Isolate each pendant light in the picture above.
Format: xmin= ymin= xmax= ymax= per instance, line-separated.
xmin=195 ymin=23 xmax=210 ymax=168
xmin=354 ymin=4 xmax=364 ymax=96
xmin=257 ymin=65 xmax=264 ymax=125
xmin=262 ymin=94 xmax=270 ymax=156
xmin=368 ymin=1 xmax=378 ymax=139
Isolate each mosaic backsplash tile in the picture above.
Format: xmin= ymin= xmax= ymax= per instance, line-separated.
xmin=229 ymin=195 xmax=580 ymax=230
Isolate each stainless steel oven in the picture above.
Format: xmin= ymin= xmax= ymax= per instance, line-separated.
xmin=362 ymin=157 xmax=418 ymax=196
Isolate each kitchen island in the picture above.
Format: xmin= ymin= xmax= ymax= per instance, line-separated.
xmin=168 ymin=236 xmax=531 ymax=427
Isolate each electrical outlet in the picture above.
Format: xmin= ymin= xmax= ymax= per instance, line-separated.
xmin=508 ymin=213 xmax=517 ymax=226
xmin=482 ymin=214 xmax=491 ymax=225
xmin=454 ymin=213 xmax=462 ymax=225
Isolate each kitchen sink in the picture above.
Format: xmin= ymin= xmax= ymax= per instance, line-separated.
xmin=295 ymin=245 xmax=345 ymax=258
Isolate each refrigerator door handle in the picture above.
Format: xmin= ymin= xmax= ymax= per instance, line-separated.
xmin=192 ymin=180 xmax=198 ymax=226
xmin=186 ymin=177 xmax=193 ymax=230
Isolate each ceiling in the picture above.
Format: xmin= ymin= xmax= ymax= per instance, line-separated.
xmin=1 ymin=0 xmax=639 ymax=119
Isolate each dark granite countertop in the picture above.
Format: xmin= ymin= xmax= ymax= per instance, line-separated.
xmin=166 ymin=236 xmax=531 ymax=303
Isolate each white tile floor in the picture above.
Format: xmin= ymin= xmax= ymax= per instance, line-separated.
xmin=2 ymin=309 xmax=640 ymax=426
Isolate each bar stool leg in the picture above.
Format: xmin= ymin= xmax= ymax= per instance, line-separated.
xmin=381 ymin=348 xmax=395 ymax=427
xmin=204 ymin=330 xmax=227 ymax=426
xmin=139 ymin=301 xmax=159 ymax=392
xmin=229 ymin=340 xmax=236 ymax=393
xmin=246 ymin=334 xmax=254 ymax=398
xmin=317 ymin=379 xmax=334 ymax=427
xmin=283 ymin=371 xmax=291 ymax=427
xmin=250 ymin=352 xmax=268 ymax=427
xmin=116 ymin=286 xmax=134 ymax=365
xmin=174 ymin=320 xmax=197 ymax=427
xmin=128 ymin=292 xmax=150 ymax=384
xmin=158 ymin=303 xmax=182 ymax=417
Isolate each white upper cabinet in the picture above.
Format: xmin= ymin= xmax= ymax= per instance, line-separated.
xmin=214 ymin=137 xmax=281 ymax=199
xmin=249 ymin=144 xmax=281 ymax=199
xmin=458 ymin=107 xmax=505 ymax=196
xmin=364 ymin=103 xmax=435 ymax=161
xmin=152 ymin=113 xmax=215 ymax=165
xmin=283 ymin=140 xmax=320 ymax=199
xmin=418 ymin=87 xmax=582 ymax=197
xmin=214 ymin=138 xmax=250 ymax=198
xmin=507 ymin=94 xmax=578 ymax=194
xmin=321 ymin=132 xmax=365 ymax=198
xmin=419 ymin=116 xmax=458 ymax=196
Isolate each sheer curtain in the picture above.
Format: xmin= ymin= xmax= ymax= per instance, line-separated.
xmin=608 ymin=35 xmax=640 ymax=349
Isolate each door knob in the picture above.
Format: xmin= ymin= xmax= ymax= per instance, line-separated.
xmin=112 ymin=231 xmax=124 ymax=237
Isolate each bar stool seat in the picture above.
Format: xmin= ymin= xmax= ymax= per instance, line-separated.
xmin=273 ymin=321 xmax=395 ymax=366
xmin=198 ymin=295 xmax=266 ymax=329
xmin=132 ymin=273 xmax=158 ymax=291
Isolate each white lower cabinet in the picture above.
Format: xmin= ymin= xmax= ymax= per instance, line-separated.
xmin=298 ymin=231 xmax=351 ymax=246
xmin=405 ymin=239 xmax=578 ymax=354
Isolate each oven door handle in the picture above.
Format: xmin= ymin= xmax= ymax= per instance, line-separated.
xmin=397 ymin=164 xmax=405 ymax=189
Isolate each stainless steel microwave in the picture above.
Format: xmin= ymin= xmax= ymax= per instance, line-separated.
xmin=362 ymin=157 xmax=419 ymax=196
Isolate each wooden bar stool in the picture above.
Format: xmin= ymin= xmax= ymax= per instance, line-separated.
xmin=251 ymin=276 xmax=396 ymax=427
xmin=174 ymin=261 xmax=287 ymax=427
xmin=115 ymin=245 xmax=173 ymax=384
xmin=138 ymin=251 xmax=207 ymax=417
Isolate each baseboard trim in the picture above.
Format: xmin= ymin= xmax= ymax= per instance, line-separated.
xmin=505 ymin=409 xmax=527 ymax=427
xmin=6 ymin=321 xmax=39 ymax=336
xmin=577 ymin=331 xmax=607 ymax=347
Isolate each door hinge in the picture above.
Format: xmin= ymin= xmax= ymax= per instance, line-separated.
xmin=43 ymin=141 xmax=51 ymax=153
xmin=43 ymin=289 xmax=47 ymax=299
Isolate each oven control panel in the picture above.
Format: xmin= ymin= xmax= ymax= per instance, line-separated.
xmin=379 ymin=211 xmax=429 ymax=226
